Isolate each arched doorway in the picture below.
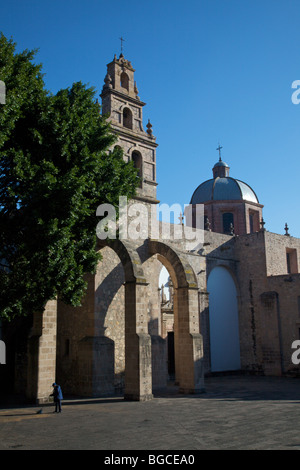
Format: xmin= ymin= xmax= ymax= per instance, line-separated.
xmin=159 ymin=265 xmax=175 ymax=382
xmin=99 ymin=239 xmax=152 ymax=401
xmin=207 ymin=266 xmax=241 ymax=372
xmin=58 ymin=238 xmax=153 ymax=402
xmin=149 ymin=239 xmax=204 ymax=394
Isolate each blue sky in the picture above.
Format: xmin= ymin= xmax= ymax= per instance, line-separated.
xmin=1 ymin=0 xmax=300 ymax=237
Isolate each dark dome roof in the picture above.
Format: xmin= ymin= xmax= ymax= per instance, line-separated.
xmin=190 ymin=177 xmax=259 ymax=204
xmin=213 ymin=159 xmax=229 ymax=168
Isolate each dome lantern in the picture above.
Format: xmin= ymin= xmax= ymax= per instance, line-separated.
xmin=213 ymin=144 xmax=230 ymax=178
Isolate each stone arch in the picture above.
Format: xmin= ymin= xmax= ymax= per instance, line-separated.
xmin=148 ymin=239 xmax=204 ymax=394
xmin=97 ymin=239 xmax=152 ymax=401
xmin=114 ymin=144 xmax=122 ymax=153
xmin=98 ymin=239 xmax=146 ymax=284
xmin=148 ymin=240 xmax=198 ymax=289
xmin=206 ymin=259 xmax=240 ymax=297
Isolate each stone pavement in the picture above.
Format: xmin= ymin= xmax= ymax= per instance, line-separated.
xmin=0 ymin=375 xmax=300 ymax=451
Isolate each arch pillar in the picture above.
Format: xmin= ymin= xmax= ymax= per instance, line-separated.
xmin=175 ymin=286 xmax=205 ymax=394
xmin=27 ymin=299 xmax=57 ymax=404
xmin=124 ymin=280 xmax=153 ymax=401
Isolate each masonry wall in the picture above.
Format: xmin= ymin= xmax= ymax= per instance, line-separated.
xmin=94 ymin=246 xmax=125 ymax=393
xmin=223 ymin=230 xmax=300 ymax=377
xmin=265 ymin=232 xmax=300 ymax=276
xmin=56 ymin=249 xmax=125 ymax=397
xmin=54 ymin=222 xmax=300 ymax=400
xmin=265 ymin=275 xmax=300 ymax=375
xmin=233 ymin=231 xmax=268 ymax=374
xmin=264 ymin=232 xmax=300 ymax=375
xmin=56 ymin=273 xmax=96 ymax=396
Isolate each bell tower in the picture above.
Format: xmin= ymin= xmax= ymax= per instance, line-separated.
xmin=100 ymin=53 xmax=159 ymax=204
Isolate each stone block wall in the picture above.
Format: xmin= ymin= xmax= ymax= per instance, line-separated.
xmin=27 ymin=299 xmax=57 ymax=403
xmin=95 ymin=246 xmax=125 ymax=393
xmin=267 ymin=274 xmax=300 ymax=375
xmin=56 ymin=273 xmax=96 ymax=396
xmin=228 ymin=230 xmax=300 ymax=376
xmin=265 ymin=232 xmax=300 ymax=276
xmin=232 ymin=231 xmax=270 ymax=374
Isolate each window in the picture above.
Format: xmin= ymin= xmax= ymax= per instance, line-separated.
xmin=204 ymin=214 xmax=209 ymax=229
xmin=286 ymin=248 xmax=298 ymax=274
xmin=120 ymin=72 xmax=129 ymax=91
xmin=114 ymin=145 xmax=122 ymax=154
xmin=222 ymin=212 xmax=234 ymax=234
xmin=249 ymin=213 xmax=254 ymax=233
xmin=249 ymin=210 xmax=259 ymax=233
xmin=287 ymin=252 xmax=291 ymax=274
xmin=132 ymin=151 xmax=142 ymax=188
xmin=123 ymin=107 xmax=133 ymax=129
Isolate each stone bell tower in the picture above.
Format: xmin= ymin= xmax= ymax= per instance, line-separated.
xmin=100 ymin=53 xmax=159 ymax=204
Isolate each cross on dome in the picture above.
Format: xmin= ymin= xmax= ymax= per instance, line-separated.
xmin=216 ymin=143 xmax=223 ymax=161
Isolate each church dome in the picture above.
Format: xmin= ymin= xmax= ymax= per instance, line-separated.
xmin=190 ymin=176 xmax=259 ymax=204
xmin=189 ymin=151 xmax=263 ymax=236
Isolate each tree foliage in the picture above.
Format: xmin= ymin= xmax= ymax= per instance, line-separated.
xmin=0 ymin=33 xmax=139 ymax=319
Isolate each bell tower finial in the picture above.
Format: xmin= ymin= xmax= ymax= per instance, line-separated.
xmin=119 ymin=36 xmax=125 ymax=55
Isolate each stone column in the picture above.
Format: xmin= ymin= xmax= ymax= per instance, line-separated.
xmin=175 ymin=287 xmax=205 ymax=394
xmin=27 ymin=299 xmax=57 ymax=404
xmin=124 ymin=280 xmax=153 ymax=401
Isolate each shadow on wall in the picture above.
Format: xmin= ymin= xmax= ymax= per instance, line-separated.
xmin=94 ymin=262 xmax=125 ymax=394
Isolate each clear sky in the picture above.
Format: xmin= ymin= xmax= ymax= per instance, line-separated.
xmin=1 ymin=0 xmax=300 ymax=237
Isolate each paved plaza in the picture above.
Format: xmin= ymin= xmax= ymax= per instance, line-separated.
xmin=0 ymin=375 xmax=300 ymax=451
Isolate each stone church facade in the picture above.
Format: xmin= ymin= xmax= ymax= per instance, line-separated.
xmin=1 ymin=53 xmax=300 ymax=404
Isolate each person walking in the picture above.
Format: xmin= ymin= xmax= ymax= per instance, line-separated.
xmin=51 ymin=382 xmax=63 ymax=413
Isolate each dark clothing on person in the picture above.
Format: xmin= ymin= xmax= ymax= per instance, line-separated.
xmin=51 ymin=383 xmax=63 ymax=413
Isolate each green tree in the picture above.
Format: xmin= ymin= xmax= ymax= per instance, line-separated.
xmin=0 ymin=33 xmax=139 ymax=320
